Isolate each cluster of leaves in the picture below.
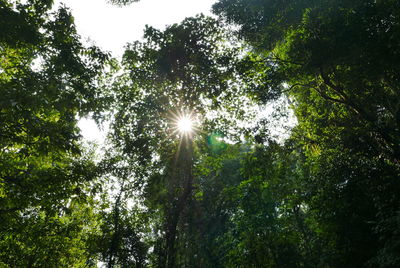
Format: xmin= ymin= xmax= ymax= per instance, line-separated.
xmin=0 ymin=0 xmax=110 ymax=266
xmin=108 ymin=0 xmax=140 ymax=6
xmin=213 ymin=0 xmax=400 ymax=267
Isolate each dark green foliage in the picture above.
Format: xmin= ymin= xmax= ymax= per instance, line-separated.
xmin=96 ymin=196 xmax=148 ymax=267
xmin=107 ymin=15 xmax=255 ymax=267
xmin=214 ymin=0 xmax=400 ymax=266
xmin=0 ymin=0 xmax=109 ymax=266
xmin=0 ymin=0 xmax=109 ymax=210
xmin=2 ymin=0 xmax=399 ymax=266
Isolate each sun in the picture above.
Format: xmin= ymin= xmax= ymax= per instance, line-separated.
xmin=177 ymin=115 xmax=193 ymax=133
xmin=169 ymin=110 xmax=199 ymax=138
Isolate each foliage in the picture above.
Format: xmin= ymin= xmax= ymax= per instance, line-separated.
xmin=108 ymin=0 xmax=140 ymax=6
xmin=0 ymin=0 xmax=109 ymax=265
xmin=2 ymin=0 xmax=400 ymax=267
xmin=106 ymin=14 xmax=259 ymax=267
xmin=214 ymin=0 xmax=400 ymax=266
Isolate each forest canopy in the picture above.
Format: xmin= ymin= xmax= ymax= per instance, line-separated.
xmin=0 ymin=0 xmax=399 ymax=267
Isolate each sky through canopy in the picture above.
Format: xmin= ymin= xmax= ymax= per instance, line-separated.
xmin=54 ymin=0 xmax=217 ymax=142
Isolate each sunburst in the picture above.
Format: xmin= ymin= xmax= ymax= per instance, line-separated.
xmin=169 ymin=110 xmax=199 ymax=138
xmin=177 ymin=115 xmax=193 ymax=133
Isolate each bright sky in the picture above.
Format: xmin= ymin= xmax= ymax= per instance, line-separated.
xmin=53 ymin=0 xmax=217 ymax=143
xmin=55 ymin=0 xmax=217 ymax=57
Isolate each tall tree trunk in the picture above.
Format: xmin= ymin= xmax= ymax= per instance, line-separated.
xmin=165 ymin=137 xmax=194 ymax=268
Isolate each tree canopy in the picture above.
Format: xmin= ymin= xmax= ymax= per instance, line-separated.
xmin=1 ymin=0 xmax=399 ymax=267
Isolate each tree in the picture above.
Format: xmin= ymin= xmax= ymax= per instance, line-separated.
xmin=213 ymin=0 xmax=400 ymax=266
xmin=214 ymin=0 xmax=400 ymax=161
xmin=0 ymin=0 xmax=110 ymax=265
xmin=108 ymin=14 xmax=255 ymax=267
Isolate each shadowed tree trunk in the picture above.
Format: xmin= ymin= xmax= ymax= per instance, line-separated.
xmin=165 ymin=136 xmax=194 ymax=268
